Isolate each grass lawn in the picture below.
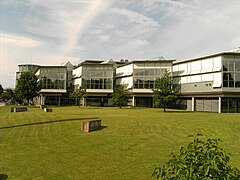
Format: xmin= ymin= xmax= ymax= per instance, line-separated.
xmin=0 ymin=106 xmax=240 ymax=179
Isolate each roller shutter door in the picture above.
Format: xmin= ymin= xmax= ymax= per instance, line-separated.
xmin=195 ymin=98 xmax=219 ymax=112
xmin=204 ymin=99 xmax=212 ymax=112
xmin=187 ymin=99 xmax=192 ymax=111
xmin=212 ymin=99 xmax=219 ymax=112
xmin=195 ymin=99 xmax=204 ymax=111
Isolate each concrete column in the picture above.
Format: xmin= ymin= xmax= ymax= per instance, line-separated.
xmin=192 ymin=97 xmax=195 ymax=111
xmin=82 ymin=97 xmax=85 ymax=106
xmin=218 ymin=97 xmax=221 ymax=113
xmin=40 ymin=95 xmax=44 ymax=105
xmin=132 ymin=96 xmax=135 ymax=107
xmin=43 ymin=96 xmax=46 ymax=105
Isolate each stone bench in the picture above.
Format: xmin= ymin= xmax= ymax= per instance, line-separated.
xmin=44 ymin=108 xmax=53 ymax=112
xmin=11 ymin=107 xmax=28 ymax=112
xmin=81 ymin=119 xmax=102 ymax=132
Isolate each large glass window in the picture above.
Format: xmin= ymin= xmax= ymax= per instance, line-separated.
xmin=222 ymin=57 xmax=240 ymax=88
xmin=81 ymin=64 xmax=113 ymax=89
xmin=39 ymin=68 xmax=66 ymax=90
xmin=132 ymin=61 xmax=171 ymax=89
xmin=133 ymin=78 xmax=155 ymax=89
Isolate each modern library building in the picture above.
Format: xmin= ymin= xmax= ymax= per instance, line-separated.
xmin=16 ymin=49 xmax=240 ymax=112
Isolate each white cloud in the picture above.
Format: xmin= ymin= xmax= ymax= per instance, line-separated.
xmin=0 ymin=33 xmax=42 ymax=88
xmin=1 ymin=33 xmax=42 ymax=48
xmin=23 ymin=0 xmax=111 ymax=56
xmin=63 ymin=0 xmax=111 ymax=55
xmin=71 ymin=6 xmax=162 ymax=59
xmin=151 ymin=0 xmax=240 ymax=59
xmin=1 ymin=0 xmax=240 ymax=88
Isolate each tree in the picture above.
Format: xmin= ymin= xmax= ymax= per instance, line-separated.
xmin=153 ymin=70 xmax=178 ymax=112
xmin=0 ymin=84 xmax=3 ymax=95
xmin=152 ymin=136 xmax=240 ymax=180
xmin=15 ymin=72 xmax=40 ymax=105
xmin=70 ymin=86 xmax=86 ymax=107
xmin=0 ymin=88 xmax=14 ymax=102
xmin=112 ymin=85 xmax=129 ymax=108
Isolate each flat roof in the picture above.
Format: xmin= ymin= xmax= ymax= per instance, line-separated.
xmin=173 ymin=49 xmax=240 ymax=65
xmin=74 ymin=60 xmax=106 ymax=69
xmin=18 ymin=64 xmax=40 ymax=67
xmin=116 ymin=59 xmax=175 ymax=68
xmin=34 ymin=66 xmax=67 ymax=73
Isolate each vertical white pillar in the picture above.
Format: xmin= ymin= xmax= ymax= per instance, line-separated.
xmin=192 ymin=97 xmax=195 ymax=111
xmin=43 ymin=96 xmax=46 ymax=105
xmin=132 ymin=96 xmax=135 ymax=107
xmin=40 ymin=95 xmax=44 ymax=105
xmin=82 ymin=97 xmax=85 ymax=106
xmin=218 ymin=97 xmax=221 ymax=113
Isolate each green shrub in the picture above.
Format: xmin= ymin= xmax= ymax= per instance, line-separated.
xmin=152 ymin=137 xmax=240 ymax=179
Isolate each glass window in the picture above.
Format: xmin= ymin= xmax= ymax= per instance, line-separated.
xmin=236 ymin=62 xmax=240 ymax=72
xmin=235 ymin=73 xmax=240 ymax=87
xmin=104 ymin=71 xmax=112 ymax=78
xmin=133 ymin=79 xmax=138 ymax=89
xmin=145 ymin=69 xmax=154 ymax=76
xmin=133 ymin=78 xmax=144 ymax=89
xmin=229 ymin=61 xmax=234 ymax=71
xmin=104 ymin=79 xmax=112 ymax=89
xmin=139 ymin=79 xmax=143 ymax=89
xmin=223 ymin=61 xmax=228 ymax=71
xmin=223 ymin=73 xmax=229 ymax=87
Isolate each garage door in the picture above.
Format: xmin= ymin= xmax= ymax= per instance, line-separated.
xmin=195 ymin=98 xmax=219 ymax=112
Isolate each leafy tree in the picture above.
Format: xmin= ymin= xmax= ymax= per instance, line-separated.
xmin=0 ymin=84 xmax=3 ymax=95
xmin=152 ymin=136 xmax=240 ymax=180
xmin=0 ymin=88 xmax=14 ymax=102
xmin=70 ymin=86 xmax=86 ymax=107
xmin=15 ymin=72 xmax=40 ymax=105
xmin=112 ymin=85 xmax=129 ymax=108
xmin=153 ymin=70 xmax=178 ymax=112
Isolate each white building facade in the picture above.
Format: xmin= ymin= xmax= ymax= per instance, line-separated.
xmin=16 ymin=49 xmax=240 ymax=112
xmin=173 ymin=50 xmax=240 ymax=113
xmin=116 ymin=60 xmax=174 ymax=107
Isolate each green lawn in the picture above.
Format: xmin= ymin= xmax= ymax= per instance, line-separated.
xmin=0 ymin=106 xmax=239 ymax=179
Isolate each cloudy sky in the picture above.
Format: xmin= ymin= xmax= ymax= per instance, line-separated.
xmin=1 ymin=0 xmax=240 ymax=88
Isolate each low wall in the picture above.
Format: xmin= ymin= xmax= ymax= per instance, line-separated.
xmin=11 ymin=107 xmax=28 ymax=112
xmin=81 ymin=119 xmax=101 ymax=132
xmin=44 ymin=108 xmax=53 ymax=112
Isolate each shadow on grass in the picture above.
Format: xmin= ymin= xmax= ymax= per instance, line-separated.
xmin=92 ymin=126 xmax=108 ymax=132
xmin=0 ymin=174 xmax=8 ymax=180
xmin=163 ymin=111 xmax=195 ymax=113
xmin=0 ymin=118 xmax=98 ymax=130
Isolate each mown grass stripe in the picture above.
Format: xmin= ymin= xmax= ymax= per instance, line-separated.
xmin=0 ymin=106 xmax=239 ymax=179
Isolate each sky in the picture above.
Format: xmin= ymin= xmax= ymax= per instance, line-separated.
xmin=1 ymin=0 xmax=240 ymax=88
